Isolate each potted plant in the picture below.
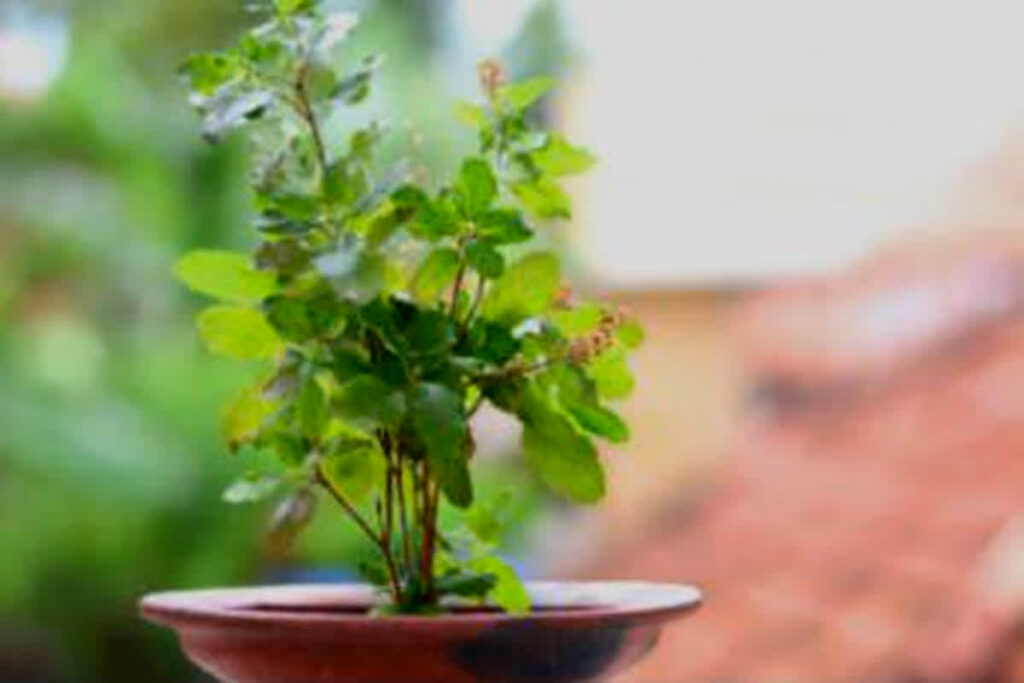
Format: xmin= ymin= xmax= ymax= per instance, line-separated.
xmin=140 ymin=1 xmax=700 ymax=681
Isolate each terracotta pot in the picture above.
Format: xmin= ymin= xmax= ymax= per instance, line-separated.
xmin=140 ymin=581 xmax=701 ymax=682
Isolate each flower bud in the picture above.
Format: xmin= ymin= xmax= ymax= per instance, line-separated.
xmin=477 ymin=58 xmax=505 ymax=98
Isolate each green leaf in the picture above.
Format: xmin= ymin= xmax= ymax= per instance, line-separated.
xmin=275 ymin=0 xmax=315 ymax=15
xmin=408 ymin=383 xmax=472 ymax=508
xmin=222 ymin=475 xmax=280 ymax=504
xmin=362 ymin=201 xmax=410 ymax=248
xmin=550 ymin=303 xmax=602 ymax=337
xmin=196 ymin=305 xmax=284 ymax=360
xmin=543 ymin=365 xmax=629 ymax=443
xmin=465 ymin=319 xmax=520 ymax=366
xmin=589 ymin=347 xmax=635 ymax=399
xmin=532 ymin=134 xmax=597 ymax=176
xmin=333 ymin=375 xmax=406 ymax=429
xmin=320 ymin=441 xmax=385 ymax=503
xmin=477 ymin=209 xmax=532 ymax=244
xmin=315 ymin=238 xmax=386 ymax=304
xmin=481 ymin=251 xmax=561 ymax=325
xmin=264 ymin=296 xmax=314 ymax=342
xmin=434 ymin=570 xmax=497 ymax=599
xmin=329 ymin=344 xmax=371 ymax=382
xmin=411 ymin=248 xmax=460 ymax=303
xmin=179 ymin=52 xmax=242 ymax=95
xmin=466 ymin=239 xmax=504 ymax=279
xmin=324 ymin=160 xmax=369 ymax=207
xmin=498 ymin=75 xmax=556 ymax=110
xmin=520 ymin=388 xmax=605 ymax=503
xmin=222 ymin=384 xmax=274 ymax=452
xmin=404 ymin=309 xmax=456 ymax=358
xmin=198 ymin=88 xmax=273 ymax=144
xmin=465 ymin=491 xmax=512 ymax=544
xmin=617 ymin=319 xmax=645 ymax=349
xmin=511 ymin=178 xmax=571 ymax=220
xmin=296 ymin=378 xmax=328 ymax=440
xmin=174 ymin=250 xmax=278 ymax=303
xmin=454 ymin=101 xmax=488 ymax=129
xmin=397 ymin=189 xmax=459 ymax=240
xmin=458 ymin=157 xmax=497 ymax=216
xmin=255 ymin=239 xmax=310 ymax=276
xmin=563 ymin=401 xmax=628 ymax=444
xmin=472 ymin=555 xmax=530 ymax=614
xmin=391 ymin=184 xmax=429 ymax=210
xmin=331 ymin=55 xmax=381 ymax=104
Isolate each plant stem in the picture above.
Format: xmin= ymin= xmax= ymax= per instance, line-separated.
xmin=395 ymin=456 xmax=414 ymax=577
xmin=380 ymin=449 xmax=405 ymax=604
xmin=464 ymin=276 xmax=487 ymax=326
xmin=421 ymin=480 xmax=441 ymax=603
xmin=419 ymin=460 xmax=435 ymax=596
xmin=449 ymin=261 xmax=467 ymax=318
xmin=315 ymin=468 xmax=404 ymax=604
xmin=293 ymin=62 xmax=329 ymax=181
xmin=315 ymin=468 xmax=380 ymax=548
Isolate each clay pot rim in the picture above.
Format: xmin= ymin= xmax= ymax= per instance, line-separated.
xmin=141 ymin=581 xmax=701 ymax=633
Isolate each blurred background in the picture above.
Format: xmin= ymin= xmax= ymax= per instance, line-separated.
xmin=3 ymin=0 xmax=1024 ymax=681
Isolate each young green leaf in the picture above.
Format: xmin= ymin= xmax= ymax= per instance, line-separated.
xmin=481 ymin=251 xmax=561 ymax=325
xmin=197 ymin=305 xmax=284 ymax=360
xmin=520 ymin=388 xmax=605 ymax=503
xmin=466 ymin=239 xmax=504 ymax=279
xmin=477 ymin=209 xmax=532 ymax=244
xmin=471 ymin=555 xmax=530 ymax=615
xmin=458 ymin=157 xmax=497 ymax=216
xmin=174 ymin=250 xmax=278 ymax=303
xmin=531 ymin=134 xmax=597 ymax=177
xmin=408 ymin=383 xmax=472 ymax=508
xmin=511 ymin=178 xmax=571 ymax=220
xmin=588 ymin=347 xmax=636 ymax=399
xmin=550 ymin=303 xmax=603 ymax=337
xmin=497 ymin=75 xmax=556 ymax=110
xmin=454 ymin=101 xmax=488 ymax=129
xmin=617 ymin=319 xmax=645 ymax=349
xmin=222 ymin=384 xmax=275 ymax=452
xmin=179 ymin=52 xmax=242 ymax=95
xmin=296 ymin=378 xmax=328 ymax=440
xmin=276 ymin=0 xmax=316 ymax=16
xmin=411 ymin=248 xmax=460 ymax=303
xmin=544 ymin=365 xmax=629 ymax=443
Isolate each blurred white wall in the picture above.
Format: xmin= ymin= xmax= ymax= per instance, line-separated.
xmin=558 ymin=0 xmax=1024 ymax=287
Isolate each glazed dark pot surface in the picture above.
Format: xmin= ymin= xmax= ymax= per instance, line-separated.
xmin=140 ymin=581 xmax=701 ymax=682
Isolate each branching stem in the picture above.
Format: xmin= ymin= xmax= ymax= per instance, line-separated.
xmin=315 ymin=467 xmax=404 ymax=605
xmin=293 ymin=62 xmax=329 ymax=181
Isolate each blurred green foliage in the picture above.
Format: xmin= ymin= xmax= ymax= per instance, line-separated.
xmin=0 ymin=0 xmax=566 ymax=680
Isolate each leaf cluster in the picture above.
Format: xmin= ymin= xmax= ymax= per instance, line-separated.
xmin=175 ymin=0 xmax=642 ymax=613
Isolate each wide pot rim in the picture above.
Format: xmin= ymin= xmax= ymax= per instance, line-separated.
xmin=140 ymin=580 xmax=702 ymax=633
